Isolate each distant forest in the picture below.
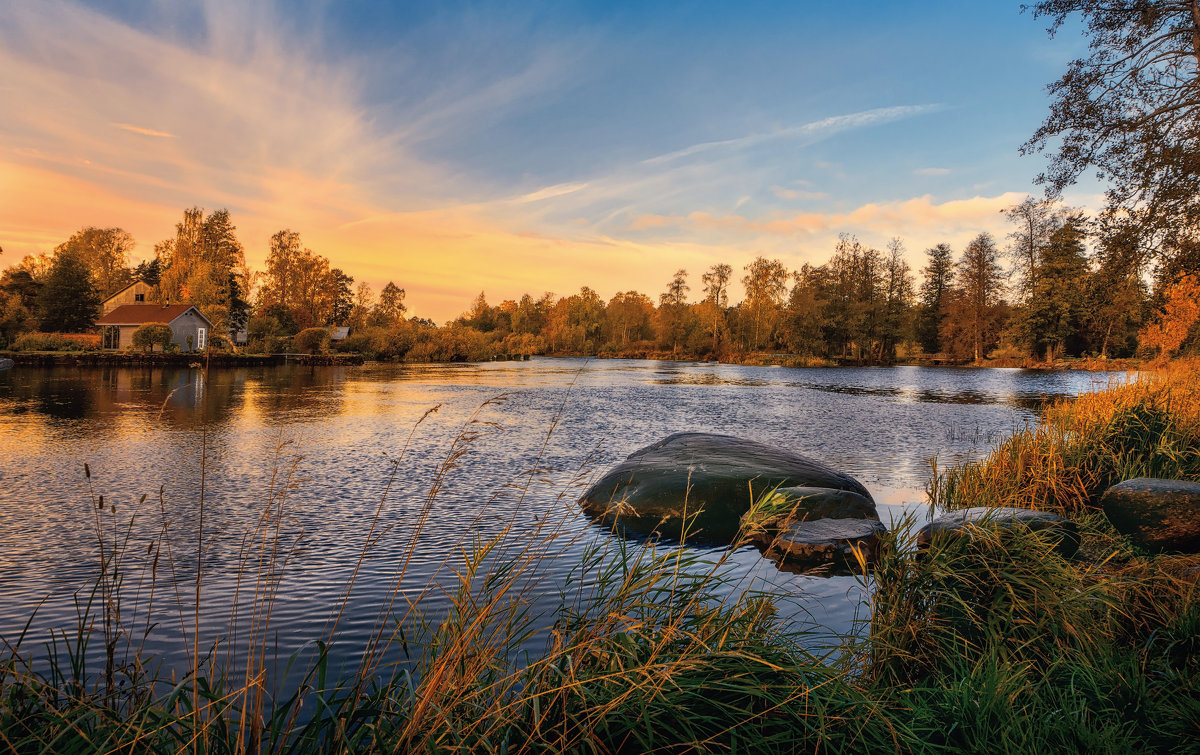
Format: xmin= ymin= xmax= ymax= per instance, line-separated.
xmin=1 ymin=198 xmax=1198 ymax=364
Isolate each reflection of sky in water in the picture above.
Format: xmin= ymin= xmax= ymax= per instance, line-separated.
xmin=0 ymin=360 xmax=1126 ymax=682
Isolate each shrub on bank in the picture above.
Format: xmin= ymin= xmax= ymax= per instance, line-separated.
xmin=131 ymin=322 xmax=174 ymax=352
xmin=9 ymin=332 xmax=100 ymax=352
xmin=294 ymin=327 xmax=330 ymax=354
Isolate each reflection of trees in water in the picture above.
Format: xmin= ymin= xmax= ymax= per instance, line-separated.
xmin=244 ymin=364 xmax=347 ymax=424
xmin=2 ymin=365 xmax=350 ymax=434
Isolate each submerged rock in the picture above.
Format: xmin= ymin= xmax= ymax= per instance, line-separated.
xmin=579 ymin=432 xmax=875 ymax=544
xmin=917 ymin=506 xmax=1079 ymax=557
xmin=1100 ymin=478 xmax=1200 ymax=553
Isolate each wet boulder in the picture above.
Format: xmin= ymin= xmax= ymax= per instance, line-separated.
xmin=1100 ymin=478 xmax=1200 ymax=553
xmin=579 ymin=432 xmax=875 ymax=543
xmin=917 ymin=507 xmax=1079 ymax=558
xmin=767 ymin=518 xmax=888 ymax=572
xmin=740 ymin=486 xmax=884 ymax=573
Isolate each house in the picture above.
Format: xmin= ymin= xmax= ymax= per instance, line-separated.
xmin=96 ymin=304 xmax=214 ymax=352
xmin=101 ymin=280 xmax=157 ymax=315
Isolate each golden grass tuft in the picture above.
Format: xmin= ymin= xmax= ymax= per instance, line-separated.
xmin=932 ymin=358 xmax=1200 ymax=516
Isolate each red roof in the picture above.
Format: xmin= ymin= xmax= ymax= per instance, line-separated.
xmin=95 ymin=304 xmax=212 ymax=326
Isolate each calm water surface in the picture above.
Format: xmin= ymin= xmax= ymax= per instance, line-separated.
xmin=0 ymin=359 xmax=1124 ymax=679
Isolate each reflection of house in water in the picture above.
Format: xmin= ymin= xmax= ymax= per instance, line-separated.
xmin=96 ymin=304 xmax=214 ymax=352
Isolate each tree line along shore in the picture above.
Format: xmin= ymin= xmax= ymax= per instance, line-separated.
xmin=0 ymin=198 xmax=1197 ymax=367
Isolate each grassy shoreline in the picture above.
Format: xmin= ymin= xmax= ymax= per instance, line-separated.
xmin=1 ymin=362 xmax=1196 ymax=752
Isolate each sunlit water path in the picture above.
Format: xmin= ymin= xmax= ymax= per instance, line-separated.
xmin=0 ymin=359 xmax=1125 ymax=681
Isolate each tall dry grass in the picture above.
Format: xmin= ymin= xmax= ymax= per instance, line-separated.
xmin=931 ymin=358 xmax=1200 ymax=516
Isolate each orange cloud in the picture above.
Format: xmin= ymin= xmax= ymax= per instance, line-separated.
xmin=112 ymin=123 xmax=176 ymax=138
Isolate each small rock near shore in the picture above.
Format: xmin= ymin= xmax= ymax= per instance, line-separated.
xmin=769 ymin=518 xmax=887 ymax=568
xmin=917 ymin=506 xmax=1079 ymax=557
xmin=1100 ymin=478 xmax=1200 ymax=553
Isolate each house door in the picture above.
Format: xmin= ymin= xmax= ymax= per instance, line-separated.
xmin=197 ymin=327 xmax=206 ymax=351
xmin=102 ymin=326 xmax=120 ymax=349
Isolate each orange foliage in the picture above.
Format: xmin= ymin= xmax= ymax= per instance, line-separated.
xmin=1139 ymin=274 xmax=1200 ymax=359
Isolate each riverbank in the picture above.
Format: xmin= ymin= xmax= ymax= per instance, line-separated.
xmin=0 ymin=351 xmax=365 ymax=367
xmin=0 ymin=361 xmax=1194 ymax=752
xmin=562 ymin=348 xmax=1141 ymax=371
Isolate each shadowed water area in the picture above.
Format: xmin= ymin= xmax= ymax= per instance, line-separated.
xmin=0 ymin=359 xmax=1126 ymax=683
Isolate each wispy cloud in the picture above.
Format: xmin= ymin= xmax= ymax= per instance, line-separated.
xmin=770 ymin=185 xmax=827 ymax=201
xmin=643 ymin=105 xmax=942 ymax=166
xmin=914 ymin=167 xmax=951 ymax=176
xmin=626 ymin=192 xmax=1029 ymax=259
xmin=112 ymin=123 xmax=176 ymax=138
xmin=515 ymin=182 xmax=590 ymax=203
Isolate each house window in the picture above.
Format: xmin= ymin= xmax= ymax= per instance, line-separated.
xmin=135 ymin=293 xmax=145 ymax=302
xmin=197 ymin=327 xmax=206 ymax=350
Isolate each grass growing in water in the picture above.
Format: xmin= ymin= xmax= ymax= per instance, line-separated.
xmin=1 ymin=362 xmax=1198 ymax=752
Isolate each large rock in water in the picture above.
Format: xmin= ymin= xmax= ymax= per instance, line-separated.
xmin=579 ymin=432 xmax=876 ymax=544
xmin=1100 ymin=478 xmax=1200 ymax=553
xmin=917 ymin=507 xmax=1080 ymax=557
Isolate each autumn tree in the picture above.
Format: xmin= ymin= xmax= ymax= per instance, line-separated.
xmin=701 ymin=263 xmax=732 ymax=307
xmin=1088 ymin=226 xmax=1147 ymax=357
xmin=258 ymin=229 xmax=347 ymax=329
xmin=1023 ymin=1 xmax=1200 ymax=249
xmin=603 ymin=291 xmax=655 ymax=347
xmin=1001 ymin=196 xmax=1066 ymax=298
xmin=944 ymin=233 xmax=1006 ymax=363
xmin=54 ymin=227 xmax=135 ymax=298
xmin=783 ymin=264 xmax=827 ymax=356
xmin=819 ymin=237 xmax=883 ymax=359
xmin=546 ymin=287 xmax=603 ymax=352
xmin=11 ymin=253 xmax=54 ymax=283
xmin=878 ymin=238 xmax=914 ymax=362
xmin=1151 ymin=235 xmax=1200 ymax=309
xmin=1139 ymin=274 xmax=1200 ymax=360
xmin=0 ymin=268 xmax=39 ymax=344
xmin=158 ymin=208 xmax=248 ymax=332
xmin=373 ymin=282 xmax=407 ymax=326
xmin=512 ymin=293 xmax=550 ymax=335
xmin=660 ymin=269 xmax=689 ymax=306
xmin=347 ymin=282 xmax=375 ymax=330
xmin=740 ymin=257 xmax=789 ymax=350
xmin=461 ymin=292 xmax=497 ymax=332
xmin=1017 ymin=218 xmax=1092 ymax=361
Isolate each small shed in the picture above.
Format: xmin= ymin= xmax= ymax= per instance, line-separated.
xmin=96 ymin=304 xmax=214 ymax=352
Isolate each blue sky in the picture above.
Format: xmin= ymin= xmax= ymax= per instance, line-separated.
xmin=0 ymin=0 xmax=1097 ymax=320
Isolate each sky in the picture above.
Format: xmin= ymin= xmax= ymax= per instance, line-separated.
xmin=0 ymin=0 xmax=1100 ymax=322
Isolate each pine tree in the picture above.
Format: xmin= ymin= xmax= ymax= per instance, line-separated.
xmin=38 ymin=251 xmax=100 ymax=332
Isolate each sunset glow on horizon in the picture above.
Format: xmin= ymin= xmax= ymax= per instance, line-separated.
xmin=0 ymin=0 xmax=1100 ymax=322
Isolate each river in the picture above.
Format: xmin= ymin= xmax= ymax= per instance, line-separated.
xmin=0 ymin=359 xmax=1124 ymax=682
